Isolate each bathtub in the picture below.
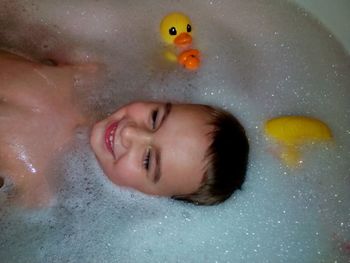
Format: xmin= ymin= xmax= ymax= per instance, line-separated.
xmin=291 ymin=0 xmax=350 ymax=53
xmin=0 ymin=1 xmax=349 ymax=263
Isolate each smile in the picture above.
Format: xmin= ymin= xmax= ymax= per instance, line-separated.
xmin=105 ymin=122 xmax=118 ymax=156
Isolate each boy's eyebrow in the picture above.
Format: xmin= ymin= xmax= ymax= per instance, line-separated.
xmin=153 ymin=102 xmax=172 ymax=183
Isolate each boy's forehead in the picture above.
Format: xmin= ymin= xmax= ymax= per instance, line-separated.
xmin=167 ymin=104 xmax=214 ymax=156
xmin=166 ymin=104 xmax=213 ymax=137
xmin=172 ymin=103 xmax=212 ymax=122
xmin=156 ymin=104 xmax=213 ymax=194
xmin=159 ymin=139 xmax=210 ymax=194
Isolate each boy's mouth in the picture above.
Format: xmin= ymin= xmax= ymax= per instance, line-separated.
xmin=105 ymin=122 xmax=118 ymax=157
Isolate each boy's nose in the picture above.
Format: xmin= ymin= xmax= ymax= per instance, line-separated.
xmin=121 ymin=123 xmax=152 ymax=148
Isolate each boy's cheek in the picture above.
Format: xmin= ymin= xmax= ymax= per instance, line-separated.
xmin=111 ymin=160 xmax=142 ymax=187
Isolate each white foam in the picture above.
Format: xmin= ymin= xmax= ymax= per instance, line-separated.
xmin=0 ymin=0 xmax=349 ymax=262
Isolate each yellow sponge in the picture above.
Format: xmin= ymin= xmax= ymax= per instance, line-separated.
xmin=264 ymin=116 xmax=333 ymax=167
xmin=265 ymin=116 xmax=332 ymax=145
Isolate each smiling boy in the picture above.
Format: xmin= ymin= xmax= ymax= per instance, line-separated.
xmin=0 ymin=50 xmax=249 ymax=207
xmin=90 ymin=101 xmax=249 ymax=205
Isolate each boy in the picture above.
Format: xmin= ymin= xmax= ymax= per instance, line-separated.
xmin=0 ymin=50 xmax=249 ymax=207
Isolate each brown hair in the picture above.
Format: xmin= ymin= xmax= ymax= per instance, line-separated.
xmin=173 ymin=105 xmax=249 ymax=205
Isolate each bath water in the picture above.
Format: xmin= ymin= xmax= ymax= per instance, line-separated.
xmin=0 ymin=0 xmax=349 ymax=262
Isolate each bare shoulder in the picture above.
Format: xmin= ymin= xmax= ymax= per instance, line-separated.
xmin=0 ymin=50 xmax=94 ymax=209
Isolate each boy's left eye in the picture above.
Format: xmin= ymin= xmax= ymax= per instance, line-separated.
xmin=151 ymin=109 xmax=159 ymax=129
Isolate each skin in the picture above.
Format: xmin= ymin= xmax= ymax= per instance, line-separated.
xmin=0 ymin=51 xmax=88 ymax=207
xmin=90 ymin=101 xmax=213 ymax=196
xmin=0 ymin=50 xmax=212 ymax=207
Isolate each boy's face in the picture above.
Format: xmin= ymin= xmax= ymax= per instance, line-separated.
xmin=90 ymin=101 xmax=212 ymax=196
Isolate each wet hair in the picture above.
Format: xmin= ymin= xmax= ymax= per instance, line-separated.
xmin=173 ymin=105 xmax=249 ymax=205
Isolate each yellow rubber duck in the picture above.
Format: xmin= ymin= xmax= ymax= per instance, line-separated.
xmin=160 ymin=12 xmax=200 ymax=70
xmin=264 ymin=116 xmax=333 ymax=167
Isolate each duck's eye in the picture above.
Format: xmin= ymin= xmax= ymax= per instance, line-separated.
xmin=187 ymin=24 xmax=192 ymax=33
xmin=169 ymin=27 xmax=177 ymax=36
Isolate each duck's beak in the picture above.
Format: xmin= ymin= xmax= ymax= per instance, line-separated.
xmin=174 ymin=32 xmax=192 ymax=47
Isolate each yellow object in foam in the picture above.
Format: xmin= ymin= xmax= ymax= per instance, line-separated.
xmin=160 ymin=12 xmax=192 ymax=44
xmin=265 ymin=116 xmax=332 ymax=145
xmin=160 ymin=12 xmax=201 ymax=70
xmin=264 ymin=116 xmax=333 ymax=167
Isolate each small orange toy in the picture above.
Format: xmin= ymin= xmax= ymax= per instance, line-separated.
xmin=264 ymin=116 xmax=333 ymax=167
xmin=178 ymin=49 xmax=200 ymax=70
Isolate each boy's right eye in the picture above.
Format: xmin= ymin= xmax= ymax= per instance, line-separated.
xmin=151 ymin=109 xmax=159 ymax=130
